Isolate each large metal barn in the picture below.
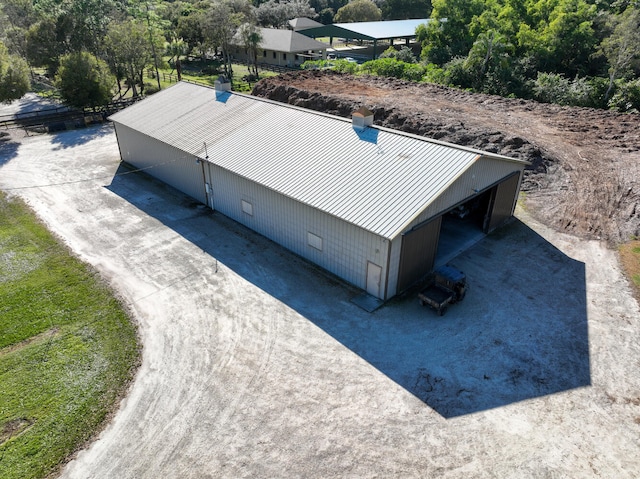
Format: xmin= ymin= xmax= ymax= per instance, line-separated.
xmin=110 ymin=81 xmax=527 ymax=301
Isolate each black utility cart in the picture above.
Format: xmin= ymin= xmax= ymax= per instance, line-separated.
xmin=418 ymin=265 xmax=467 ymax=316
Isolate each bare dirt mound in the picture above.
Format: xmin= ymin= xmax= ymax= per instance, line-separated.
xmin=253 ymin=70 xmax=640 ymax=243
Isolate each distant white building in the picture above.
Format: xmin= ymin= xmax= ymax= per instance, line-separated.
xmin=110 ymin=82 xmax=527 ymax=301
xmin=231 ymin=27 xmax=327 ymax=68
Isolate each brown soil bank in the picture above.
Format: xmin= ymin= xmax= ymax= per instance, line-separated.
xmin=253 ymin=70 xmax=640 ymax=244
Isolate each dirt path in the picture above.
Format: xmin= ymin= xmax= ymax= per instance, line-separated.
xmin=253 ymin=71 xmax=640 ymax=243
xmin=1 ymin=126 xmax=638 ymax=478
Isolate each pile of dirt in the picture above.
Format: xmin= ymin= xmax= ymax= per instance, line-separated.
xmin=253 ymin=70 xmax=640 ymax=244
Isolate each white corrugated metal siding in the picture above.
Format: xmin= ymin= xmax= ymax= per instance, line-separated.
xmin=114 ymin=123 xmax=206 ymax=204
xmin=206 ymin=163 xmax=389 ymax=291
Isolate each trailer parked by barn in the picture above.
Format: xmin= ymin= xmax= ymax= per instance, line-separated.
xmin=109 ymin=81 xmax=527 ymax=301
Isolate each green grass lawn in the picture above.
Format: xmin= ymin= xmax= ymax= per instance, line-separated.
xmin=0 ymin=192 xmax=140 ymax=479
xmin=148 ymin=59 xmax=281 ymax=93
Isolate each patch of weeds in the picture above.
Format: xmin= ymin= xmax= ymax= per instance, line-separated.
xmin=1 ymin=418 xmax=34 ymax=445
xmin=618 ymin=240 xmax=640 ymax=302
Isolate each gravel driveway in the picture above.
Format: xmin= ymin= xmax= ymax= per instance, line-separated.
xmin=1 ymin=125 xmax=639 ymax=478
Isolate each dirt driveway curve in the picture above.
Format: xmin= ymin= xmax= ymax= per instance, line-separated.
xmin=1 ymin=126 xmax=639 ymax=478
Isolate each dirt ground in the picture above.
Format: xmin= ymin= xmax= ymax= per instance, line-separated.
xmin=252 ymin=71 xmax=640 ymax=244
xmin=1 ymin=125 xmax=639 ymax=478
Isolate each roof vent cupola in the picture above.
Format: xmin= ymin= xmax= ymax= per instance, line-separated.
xmin=352 ymin=107 xmax=374 ymax=130
xmin=215 ymin=75 xmax=231 ymax=92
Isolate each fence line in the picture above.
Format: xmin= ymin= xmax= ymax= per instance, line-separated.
xmin=0 ymin=97 xmax=144 ymax=132
xmin=145 ymin=63 xmax=297 ymax=86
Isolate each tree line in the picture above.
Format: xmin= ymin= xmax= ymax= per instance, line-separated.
xmin=414 ymin=0 xmax=640 ymax=110
xmin=0 ymin=0 xmax=638 ymax=111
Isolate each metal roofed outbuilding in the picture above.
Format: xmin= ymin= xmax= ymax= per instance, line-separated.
xmin=299 ymin=19 xmax=431 ymax=59
xmin=109 ymin=82 xmax=528 ymax=301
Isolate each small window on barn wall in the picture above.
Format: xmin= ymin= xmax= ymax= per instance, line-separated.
xmin=263 ymin=50 xmax=267 ymax=57
xmin=307 ymin=232 xmax=323 ymax=251
xmin=283 ymin=53 xmax=287 ymax=60
xmin=273 ymin=52 xmax=276 ymax=59
xmin=241 ymin=200 xmax=253 ymax=216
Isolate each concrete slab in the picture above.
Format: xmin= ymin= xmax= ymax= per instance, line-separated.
xmin=1 ymin=125 xmax=639 ymax=479
xmin=350 ymin=292 xmax=384 ymax=312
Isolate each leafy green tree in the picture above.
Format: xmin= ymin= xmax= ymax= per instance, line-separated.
xmin=416 ymin=0 xmax=484 ymax=64
xmin=64 ymin=0 xmax=119 ymax=55
xmin=464 ymin=29 xmax=515 ymax=94
xmin=515 ymin=0 xmax=598 ymax=77
xmin=176 ymin=10 xmax=207 ymax=56
xmin=238 ymin=22 xmax=262 ymax=77
xmin=55 ymin=51 xmax=115 ymax=108
xmin=166 ymin=36 xmax=189 ymax=80
xmin=334 ymin=0 xmax=382 ymax=22
xmin=381 ymin=0 xmax=431 ymax=20
xmin=23 ymin=0 xmax=119 ymax=57
xmin=318 ymin=7 xmax=335 ymax=23
xmin=127 ymin=0 xmax=172 ymax=92
xmin=202 ymin=0 xmax=250 ymax=84
xmin=0 ymin=41 xmax=30 ymax=103
xmin=25 ymin=19 xmax=64 ymax=75
xmin=543 ymin=0 xmax=598 ymax=75
xmin=0 ymin=0 xmax=38 ymax=30
xmin=494 ymin=0 xmax=529 ymax=40
xmin=255 ymin=0 xmax=316 ymax=28
xmin=598 ymin=6 xmax=640 ymax=101
xmin=310 ymin=0 xmax=347 ymax=22
xmin=104 ymin=20 xmax=154 ymax=97
xmin=2 ymin=25 xmax=28 ymax=60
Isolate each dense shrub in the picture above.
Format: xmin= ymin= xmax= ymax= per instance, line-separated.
xmin=379 ymin=46 xmax=417 ymax=63
xmin=442 ymin=56 xmax=474 ymax=89
xmin=301 ymin=59 xmax=332 ymax=70
xmin=331 ymin=59 xmax=358 ymax=74
xmin=403 ymin=63 xmax=426 ymax=82
xmin=533 ymin=72 xmax=608 ymax=108
xmin=361 ymin=58 xmax=406 ymax=78
xmin=422 ymin=63 xmax=447 ymax=84
xmin=609 ymin=78 xmax=640 ymax=112
xmin=361 ymin=58 xmax=426 ymax=82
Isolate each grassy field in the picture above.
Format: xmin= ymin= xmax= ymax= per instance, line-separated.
xmin=0 ymin=192 xmax=140 ymax=479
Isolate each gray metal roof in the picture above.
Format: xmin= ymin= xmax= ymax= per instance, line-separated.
xmin=110 ymin=82 xmax=525 ymax=239
xmin=288 ymin=17 xmax=323 ymax=31
xmin=300 ymin=19 xmax=430 ymax=41
xmin=233 ymin=28 xmax=327 ymax=53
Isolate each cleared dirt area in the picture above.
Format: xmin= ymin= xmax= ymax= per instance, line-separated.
xmin=253 ymin=70 xmax=640 ymax=244
xmin=0 ymin=125 xmax=639 ymax=478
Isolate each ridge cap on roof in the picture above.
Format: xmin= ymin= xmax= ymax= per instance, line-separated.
xmin=227 ymin=86 xmax=528 ymax=165
xmin=114 ymin=81 xmax=529 ymax=166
